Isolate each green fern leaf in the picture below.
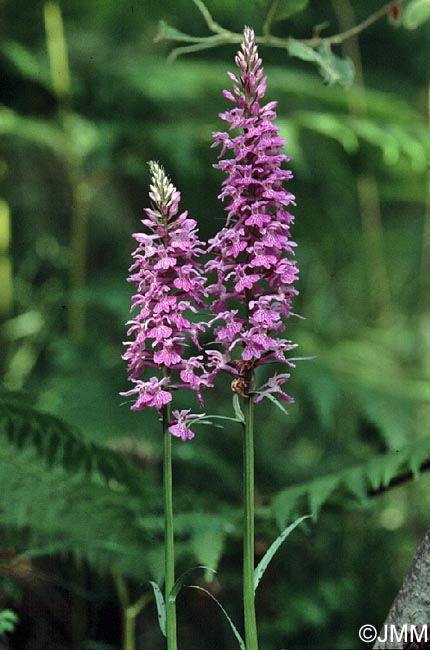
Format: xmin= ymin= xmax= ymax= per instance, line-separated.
xmin=273 ymin=437 xmax=430 ymax=525
xmin=0 ymin=399 xmax=142 ymax=492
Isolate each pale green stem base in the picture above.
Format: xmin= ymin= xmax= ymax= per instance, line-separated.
xmin=113 ymin=569 xmax=151 ymax=650
xmin=243 ymin=394 xmax=259 ymax=650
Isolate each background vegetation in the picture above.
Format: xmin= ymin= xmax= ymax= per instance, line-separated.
xmin=0 ymin=0 xmax=429 ymax=648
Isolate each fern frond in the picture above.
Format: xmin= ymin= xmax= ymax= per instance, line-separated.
xmin=0 ymin=399 xmax=143 ymax=493
xmin=272 ymin=437 xmax=430 ymax=526
xmin=0 ymin=435 xmax=163 ymax=577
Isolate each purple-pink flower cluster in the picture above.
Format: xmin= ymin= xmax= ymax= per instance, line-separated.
xmin=206 ymin=27 xmax=298 ymax=403
xmin=123 ymin=28 xmax=301 ymax=437
xmin=121 ymin=161 xmax=209 ymax=440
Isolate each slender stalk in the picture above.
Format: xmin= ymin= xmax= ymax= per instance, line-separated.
xmin=0 ymin=199 xmax=12 ymax=317
xmin=43 ymin=1 xmax=71 ymax=102
xmin=243 ymin=380 xmax=258 ymax=650
xmin=331 ymin=0 xmax=392 ymax=320
xmin=263 ymin=0 xmax=279 ymax=38
xmin=162 ymin=403 xmax=177 ymax=650
xmin=113 ymin=569 xmax=151 ymax=650
xmin=44 ymin=0 xmax=91 ymax=341
xmin=113 ymin=570 xmax=134 ymax=650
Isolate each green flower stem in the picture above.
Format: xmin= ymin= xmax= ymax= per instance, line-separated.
xmin=243 ymin=383 xmax=259 ymax=650
xmin=163 ymin=403 xmax=177 ymax=650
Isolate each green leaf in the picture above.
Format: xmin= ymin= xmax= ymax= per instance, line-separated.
xmin=191 ymin=527 xmax=225 ymax=579
xmin=272 ymin=484 xmax=306 ymax=528
xmin=232 ymin=394 xmax=245 ymax=423
xmin=197 ymin=415 xmax=242 ymax=427
xmin=403 ymin=0 xmax=430 ymax=29
xmin=148 ymin=581 xmax=166 ymax=637
xmin=272 ymin=437 xmax=430 ymax=522
xmin=187 ymin=586 xmax=246 ymax=650
xmin=316 ymin=44 xmax=355 ymax=87
xmin=253 ymin=390 xmax=290 ymax=415
xmin=1 ymin=40 xmax=51 ymax=88
xmin=169 ymin=565 xmax=216 ymax=603
xmin=205 ymin=415 xmax=243 ymax=423
xmin=344 ymin=467 xmax=369 ymax=505
xmin=0 ymin=108 xmax=65 ymax=154
xmin=254 ymin=515 xmax=310 ymax=593
xmin=0 ymin=399 xmax=142 ymax=492
xmin=308 ymin=476 xmax=339 ymax=518
xmin=295 ymin=111 xmax=359 ymax=153
xmin=287 ymin=38 xmax=321 ymax=63
xmin=156 ymin=20 xmax=193 ymax=41
xmin=274 ymin=0 xmax=309 ymax=21
xmin=287 ymin=39 xmax=354 ymax=87
xmin=0 ymin=609 xmax=18 ymax=637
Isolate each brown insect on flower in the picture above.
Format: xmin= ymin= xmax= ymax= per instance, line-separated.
xmin=231 ymin=377 xmax=250 ymax=398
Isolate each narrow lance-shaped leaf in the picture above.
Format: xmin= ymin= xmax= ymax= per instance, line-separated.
xmin=252 ymin=390 xmax=290 ymax=415
xmin=168 ymin=566 xmax=216 ymax=604
xmin=187 ymin=585 xmax=246 ymax=650
xmin=148 ymin=581 xmax=166 ymax=637
xmin=254 ymin=515 xmax=311 ymax=592
xmin=232 ymin=394 xmax=245 ymax=423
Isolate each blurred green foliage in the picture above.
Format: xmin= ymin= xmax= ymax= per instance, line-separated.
xmin=0 ymin=0 xmax=429 ymax=649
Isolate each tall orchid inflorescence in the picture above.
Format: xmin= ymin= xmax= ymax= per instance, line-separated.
xmin=206 ymin=26 xmax=299 ymax=402
xmin=121 ymin=161 xmax=208 ymax=440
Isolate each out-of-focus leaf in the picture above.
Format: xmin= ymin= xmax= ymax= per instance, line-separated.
xmin=308 ymin=477 xmax=339 ymax=519
xmin=63 ymin=113 xmax=101 ymax=159
xmin=295 ymin=111 xmax=359 ymax=152
xmin=287 ymin=38 xmax=321 ymax=63
xmin=0 ymin=609 xmax=18 ymax=637
xmin=287 ymin=39 xmax=354 ymax=87
xmin=402 ymin=0 xmax=430 ymax=28
xmin=0 ymin=108 xmax=65 ymax=154
xmin=274 ymin=0 xmax=309 ymax=21
xmin=349 ymin=117 xmax=400 ymax=164
xmin=0 ymin=399 xmax=144 ymax=491
xmin=1 ymin=40 xmax=51 ymax=88
xmin=272 ymin=437 xmax=430 ymax=526
xmin=191 ymin=527 xmax=225 ymax=580
xmin=316 ymin=44 xmax=355 ymax=87
xmin=0 ymin=438 xmax=161 ymax=578
xmin=156 ymin=20 xmax=194 ymax=42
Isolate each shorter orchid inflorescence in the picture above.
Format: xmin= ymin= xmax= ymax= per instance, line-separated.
xmin=121 ymin=161 xmax=209 ymax=440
